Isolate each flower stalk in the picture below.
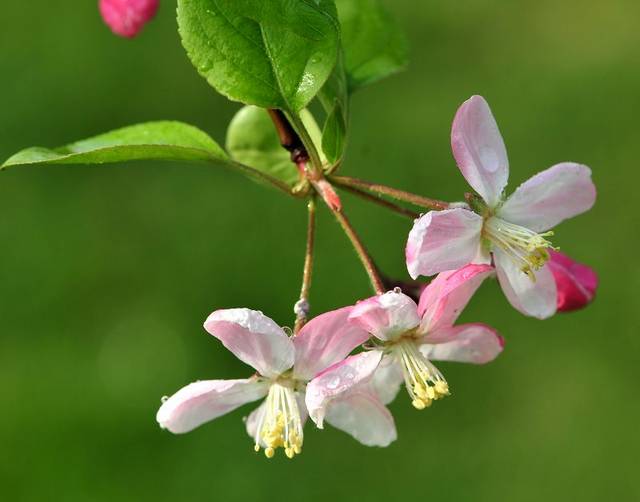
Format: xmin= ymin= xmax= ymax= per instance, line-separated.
xmin=332 ymin=209 xmax=385 ymax=294
xmin=330 ymin=175 xmax=450 ymax=211
xmin=294 ymin=197 xmax=317 ymax=334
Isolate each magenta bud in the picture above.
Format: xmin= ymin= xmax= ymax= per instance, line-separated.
xmin=547 ymin=250 xmax=598 ymax=312
xmin=99 ymin=0 xmax=160 ymax=38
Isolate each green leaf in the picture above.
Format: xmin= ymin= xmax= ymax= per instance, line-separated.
xmin=1 ymin=121 xmax=292 ymax=194
xmin=317 ymin=52 xmax=349 ymax=166
xmin=335 ymin=0 xmax=409 ymax=91
xmin=226 ymin=106 xmax=325 ymax=186
xmin=177 ymin=0 xmax=340 ymax=112
xmin=2 ymin=122 xmax=228 ymax=168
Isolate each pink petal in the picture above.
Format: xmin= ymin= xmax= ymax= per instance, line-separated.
xmin=305 ymin=351 xmax=383 ymax=429
xmin=547 ymin=250 xmax=598 ymax=312
xmin=324 ymin=390 xmax=397 ymax=447
xmin=494 ymin=249 xmax=557 ymax=319
xmin=451 ymin=95 xmax=509 ymax=207
xmin=204 ymin=309 xmax=294 ymax=378
xmin=372 ymin=355 xmax=404 ymax=405
xmin=498 ymin=163 xmax=596 ymax=232
xmin=293 ymin=307 xmax=370 ymax=381
xmin=156 ymin=379 xmax=268 ymax=434
xmin=348 ymin=291 xmax=420 ymax=341
xmin=99 ymin=0 xmax=159 ymax=38
xmin=418 ymin=264 xmax=494 ymax=332
xmin=421 ymin=323 xmax=504 ymax=364
xmin=406 ymin=208 xmax=484 ymax=279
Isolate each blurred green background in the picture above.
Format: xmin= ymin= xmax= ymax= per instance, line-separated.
xmin=1 ymin=1 xmax=638 ymax=500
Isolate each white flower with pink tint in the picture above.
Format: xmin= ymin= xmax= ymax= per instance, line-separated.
xmin=99 ymin=0 xmax=159 ymax=38
xmin=306 ymin=265 xmax=503 ymax=423
xmin=156 ymin=307 xmax=393 ymax=458
xmin=406 ymin=95 xmax=596 ymax=319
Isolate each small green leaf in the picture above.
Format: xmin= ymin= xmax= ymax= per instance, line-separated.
xmin=318 ymin=53 xmax=349 ymax=166
xmin=226 ymin=107 xmax=297 ymax=186
xmin=322 ymin=101 xmax=347 ymax=166
xmin=335 ymin=0 xmax=409 ymax=91
xmin=177 ymin=0 xmax=340 ymax=112
xmin=226 ymin=106 xmax=325 ymax=186
xmin=2 ymin=121 xmax=292 ymax=194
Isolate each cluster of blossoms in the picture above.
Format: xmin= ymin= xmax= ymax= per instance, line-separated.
xmin=156 ymin=95 xmax=597 ymax=458
xmin=0 ymin=0 xmax=581 ymax=459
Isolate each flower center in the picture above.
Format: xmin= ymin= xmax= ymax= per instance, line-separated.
xmin=483 ymin=216 xmax=554 ymax=280
xmin=394 ymin=340 xmax=450 ymax=410
xmin=254 ymin=382 xmax=304 ymax=459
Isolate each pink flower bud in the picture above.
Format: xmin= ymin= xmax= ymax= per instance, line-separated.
xmin=99 ymin=0 xmax=159 ymax=39
xmin=547 ymin=250 xmax=598 ymax=312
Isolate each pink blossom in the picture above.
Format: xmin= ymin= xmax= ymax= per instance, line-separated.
xmin=99 ymin=0 xmax=159 ymax=38
xmin=406 ymin=96 xmax=596 ymax=319
xmin=306 ymin=265 xmax=503 ymax=424
xmin=156 ymin=307 xmax=394 ymax=458
xmin=547 ymin=250 xmax=598 ymax=312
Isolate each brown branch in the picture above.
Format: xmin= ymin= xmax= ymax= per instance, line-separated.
xmin=267 ymin=109 xmax=309 ymax=165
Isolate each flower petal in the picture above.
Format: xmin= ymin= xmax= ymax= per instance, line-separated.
xmin=494 ymin=249 xmax=557 ymax=319
xmin=451 ymin=95 xmax=509 ymax=207
xmin=293 ymin=307 xmax=370 ymax=381
xmin=348 ymin=291 xmax=420 ymax=341
xmin=421 ymin=323 xmax=504 ymax=364
xmin=372 ymin=355 xmax=404 ymax=405
xmin=498 ymin=163 xmax=596 ymax=232
xmin=324 ymin=390 xmax=397 ymax=447
xmin=156 ymin=379 xmax=269 ymax=434
xmin=418 ymin=264 xmax=494 ymax=332
xmin=547 ymin=250 xmax=598 ymax=312
xmin=305 ymin=351 xmax=383 ymax=429
xmin=406 ymin=208 xmax=484 ymax=279
xmin=204 ymin=309 xmax=294 ymax=378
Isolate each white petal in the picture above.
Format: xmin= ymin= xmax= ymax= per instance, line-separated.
xmin=372 ymin=355 xmax=404 ymax=405
xmin=156 ymin=379 xmax=269 ymax=434
xmin=494 ymin=249 xmax=557 ymax=319
xmin=204 ymin=308 xmax=294 ymax=378
xmin=324 ymin=390 xmax=397 ymax=447
xmin=348 ymin=291 xmax=420 ymax=342
xmin=293 ymin=307 xmax=370 ymax=380
xmin=305 ymin=351 xmax=383 ymax=428
xmin=421 ymin=324 xmax=504 ymax=364
xmin=406 ymin=208 xmax=484 ymax=279
xmin=499 ymin=163 xmax=596 ymax=232
xmin=451 ymin=95 xmax=509 ymax=207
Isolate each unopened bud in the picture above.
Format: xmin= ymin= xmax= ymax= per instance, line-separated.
xmin=547 ymin=250 xmax=598 ymax=312
xmin=99 ymin=0 xmax=160 ymax=38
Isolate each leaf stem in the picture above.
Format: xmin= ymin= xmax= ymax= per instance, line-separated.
xmin=294 ymin=198 xmax=317 ymax=334
xmin=334 ymin=183 xmax=420 ymax=219
xmin=329 ymin=175 xmax=449 ymax=211
xmin=332 ymin=208 xmax=385 ymax=295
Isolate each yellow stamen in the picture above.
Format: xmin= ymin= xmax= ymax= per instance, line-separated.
xmin=395 ymin=340 xmax=450 ymax=409
xmin=484 ymin=216 xmax=555 ymax=280
xmin=253 ymin=383 xmax=304 ymax=459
